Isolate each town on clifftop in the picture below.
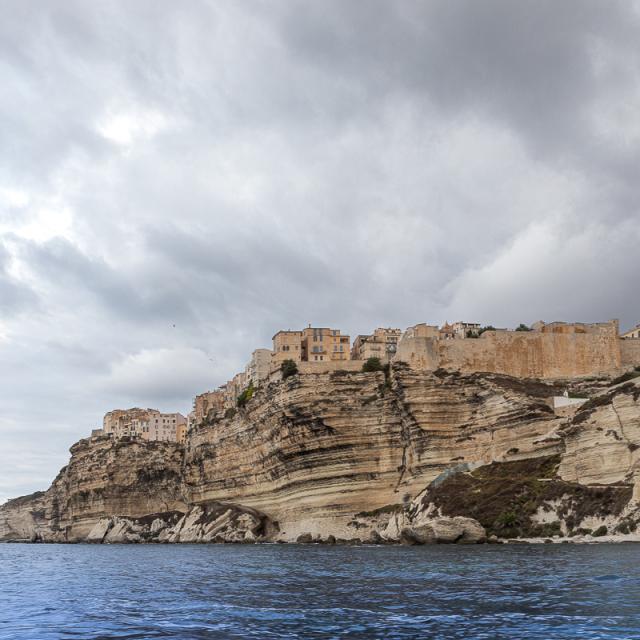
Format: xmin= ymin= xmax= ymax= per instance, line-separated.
xmin=95 ymin=319 xmax=640 ymax=444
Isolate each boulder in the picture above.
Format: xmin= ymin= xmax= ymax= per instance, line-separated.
xmin=86 ymin=518 xmax=112 ymax=543
xmin=401 ymin=517 xmax=486 ymax=544
xmin=296 ymin=533 xmax=313 ymax=543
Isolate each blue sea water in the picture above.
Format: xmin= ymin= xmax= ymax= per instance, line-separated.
xmin=1 ymin=543 xmax=640 ymax=639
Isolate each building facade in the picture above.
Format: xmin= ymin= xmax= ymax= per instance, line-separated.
xmin=301 ymin=327 xmax=350 ymax=362
xmin=245 ymin=348 xmax=272 ymax=386
xmin=351 ymin=327 xmax=401 ymax=362
xmin=102 ymin=408 xmax=187 ymax=443
xmin=272 ymin=330 xmax=304 ymax=364
xmin=272 ymin=327 xmax=350 ymax=364
xmin=193 ymin=389 xmax=225 ymax=424
xmin=452 ymin=321 xmax=481 ymax=339
xmin=622 ymin=324 xmax=640 ymax=339
xmin=224 ymin=371 xmax=248 ymax=408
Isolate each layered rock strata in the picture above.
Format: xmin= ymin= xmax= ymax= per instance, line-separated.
xmin=2 ymin=368 xmax=639 ymax=543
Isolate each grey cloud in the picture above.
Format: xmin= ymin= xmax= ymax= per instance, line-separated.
xmin=0 ymin=242 xmax=38 ymax=315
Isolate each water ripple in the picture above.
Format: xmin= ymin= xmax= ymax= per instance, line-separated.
xmin=1 ymin=543 xmax=640 ymax=638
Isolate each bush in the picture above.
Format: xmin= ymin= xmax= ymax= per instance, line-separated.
xmin=592 ymin=525 xmax=608 ymax=537
xmin=515 ymin=323 xmax=531 ymax=332
xmin=496 ymin=511 xmax=518 ymax=527
xmin=362 ymin=357 xmax=384 ymax=372
xmin=236 ymin=381 xmax=255 ymax=408
xmin=224 ymin=408 xmax=236 ymax=420
xmin=616 ymin=522 xmax=630 ymax=535
xmin=281 ymin=359 xmax=298 ymax=379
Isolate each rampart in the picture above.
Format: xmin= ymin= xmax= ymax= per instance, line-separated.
xmin=268 ymin=359 xmax=365 ymax=382
xmin=621 ymin=339 xmax=640 ymax=368
xmin=395 ymin=321 xmax=627 ymax=379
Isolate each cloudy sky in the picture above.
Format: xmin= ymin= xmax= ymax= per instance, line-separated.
xmin=1 ymin=0 xmax=640 ymax=502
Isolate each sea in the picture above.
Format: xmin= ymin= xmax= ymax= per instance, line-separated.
xmin=1 ymin=543 xmax=640 ymax=639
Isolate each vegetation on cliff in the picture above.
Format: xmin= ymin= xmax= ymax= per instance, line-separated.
xmin=422 ymin=456 xmax=633 ymax=539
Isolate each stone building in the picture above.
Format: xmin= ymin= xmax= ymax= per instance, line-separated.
xmin=451 ymin=321 xmax=481 ymax=339
xmin=145 ymin=412 xmax=187 ymax=442
xmin=301 ymin=326 xmax=350 ymax=362
xmin=272 ymin=326 xmax=350 ymax=364
xmin=224 ymin=371 xmax=247 ymax=408
xmin=272 ymin=330 xmax=304 ymax=364
xmin=439 ymin=322 xmax=455 ymax=339
xmin=351 ymin=327 xmax=401 ymax=362
xmin=245 ymin=348 xmax=272 ymax=386
xmin=193 ymin=389 xmax=225 ymax=425
xmin=102 ymin=408 xmax=187 ymax=443
xmin=176 ymin=422 xmax=188 ymax=444
xmin=622 ymin=324 xmax=640 ymax=339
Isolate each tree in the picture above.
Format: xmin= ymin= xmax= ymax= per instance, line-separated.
xmin=477 ymin=325 xmax=496 ymax=336
xmin=362 ymin=357 xmax=384 ymax=372
xmin=281 ymin=359 xmax=298 ymax=380
xmin=515 ymin=323 xmax=531 ymax=332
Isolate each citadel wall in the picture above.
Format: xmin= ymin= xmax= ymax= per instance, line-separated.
xmin=395 ymin=321 xmax=624 ymax=379
xmin=621 ymin=339 xmax=640 ymax=368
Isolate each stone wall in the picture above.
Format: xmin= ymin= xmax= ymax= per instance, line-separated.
xmin=297 ymin=360 xmax=365 ymax=374
xmin=396 ymin=322 xmax=622 ymax=379
xmin=621 ymin=339 xmax=640 ymax=368
xmin=268 ymin=359 xmax=365 ymax=382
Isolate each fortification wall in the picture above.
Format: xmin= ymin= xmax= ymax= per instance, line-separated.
xmin=621 ymin=339 xmax=640 ymax=367
xmin=393 ymin=336 xmax=440 ymax=370
xmin=268 ymin=359 xmax=365 ymax=383
xmin=297 ymin=360 xmax=365 ymax=375
xmin=396 ymin=324 xmax=622 ymax=379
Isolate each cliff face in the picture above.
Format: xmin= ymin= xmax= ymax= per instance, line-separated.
xmin=182 ymin=368 xmax=566 ymax=539
xmin=0 ymin=437 xmax=186 ymax=541
xmin=2 ymin=368 xmax=640 ymax=543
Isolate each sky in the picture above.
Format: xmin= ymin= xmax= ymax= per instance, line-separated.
xmin=1 ymin=0 xmax=640 ymax=503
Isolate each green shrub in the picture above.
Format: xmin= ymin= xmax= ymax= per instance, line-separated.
xmin=281 ymin=359 xmax=298 ymax=379
xmin=224 ymin=408 xmax=236 ymax=420
xmin=362 ymin=357 xmax=384 ymax=372
xmin=496 ymin=511 xmax=517 ymax=527
xmin=236 ymin=381 xmax=255 ymax=408
xmin=592 ymin=525 xmax=608 ymax=537
xmin=616 ymin=522 xmax=630 ymax=535
xmin=515 ymin=324 xmax=531 ymax=331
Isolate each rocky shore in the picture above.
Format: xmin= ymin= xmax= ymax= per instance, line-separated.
xmin=2 ymin=366 xmax=639 ymax=545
